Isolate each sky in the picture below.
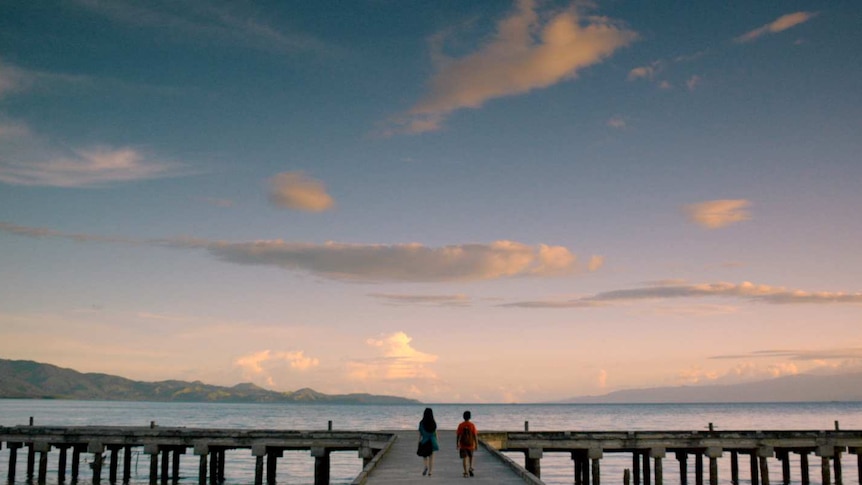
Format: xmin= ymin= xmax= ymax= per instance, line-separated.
xmin=1 ymin=0 xmax=861 ymax=403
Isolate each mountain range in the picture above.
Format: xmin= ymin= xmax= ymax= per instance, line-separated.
xmin=0 ymin=358 xmax=420 ymax=404
xmin=562 ymin=372 xmax=862 ymax=403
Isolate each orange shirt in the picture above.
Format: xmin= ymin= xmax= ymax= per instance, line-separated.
xmin=456 ymin=421 xmax=478 ymax=450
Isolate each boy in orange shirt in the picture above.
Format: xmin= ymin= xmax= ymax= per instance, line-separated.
xmin=456 ymin=410 xmax=478 ymax=477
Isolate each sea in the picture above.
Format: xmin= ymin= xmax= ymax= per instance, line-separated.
xmin=1 ymin=400 xmax=861 ymax=485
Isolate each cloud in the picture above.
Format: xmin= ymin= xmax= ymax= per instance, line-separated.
xmin=0 ymin=61 xmax=34 ymax=98
xmin=0 ymin=124 xmax=188 ymax=188
xmin=73 ymin=0 xmax=334 ymax=55
xmin=685 ymin=75 xmax=702 ymax=91
xmin=204 ymin=239 xmax=581 ymax=282
xmin=504 ymin=281 xmax=862 ymax=309
xmin=710 ymin=348 xmax=862 ymax=361
xmin=684 ymin=199 xmax=751 ymax=229
xmin=0 ymin=221 xmax=587 ymax=283
xmin=597 ymin=369 xmax=608 ymax=389
xmin=606 ymin=117 xmax=626 ymax=129
xmin=677 ymin=362 xmax=799 ymax=386
xmin=388 ymin=0 xmax=637 ymax=134
xmin=735 ymin=12 xmax=818 ymax=44
xmin=347 ymin=332 xmax=438 ymax=381
xmin=368 ymin=293 xmax=471 ymax=307
xmin=234 ymin=349 xmax=319 ymax=376
xmin=268 ymin=172 xmax=335 ymax=212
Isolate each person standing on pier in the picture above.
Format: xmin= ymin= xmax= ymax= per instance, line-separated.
xmin=456 ymin=410 xmax=478 ymax=477
xmin=418 ymin=407 xmax=439 ymax=476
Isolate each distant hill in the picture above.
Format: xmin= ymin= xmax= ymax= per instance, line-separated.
xmin=0 ymin=359 xmax=420 ymax=404
xmin=562 ymin=372 xmax=862 ymax=403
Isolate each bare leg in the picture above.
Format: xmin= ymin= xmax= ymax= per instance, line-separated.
xmin=428 ymin=453 xmax=434 ymax=475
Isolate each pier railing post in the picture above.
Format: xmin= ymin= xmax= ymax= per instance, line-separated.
xmin=123 ymin=445 xmax=133 ymax=483
xmin=695 ymin=452 xmax=703 ymax=485
xmin=633 ymin=451 xmax=640 ymax=485
xmin=251 ymin=446 xmax=266 ymax=485
xmin=27 ymin=442 xmax=35 ymax=480
xmin=108 ymin=445 xmax=120 ymax=483
xmin=778 ymin=450 xmax=790 ymax=485
xmin=7 ymin=442 xmax=21 ymax=482
xmin=193 ymin=442 xmax=208 ymax=485
xmin=731 ymin=451 xmax=739 ymax=485
xmin=750 ymin=452 xmax=760 ymax=485
xmin=58 ymin=445 xmax=68 ymax=483
xmin=35 ymin=441 xmax=50 ymax=485
xmin=800 ymin=452 xmax=810 ymax=485
xmin=834 ymin=447 xmax=844 ymax=485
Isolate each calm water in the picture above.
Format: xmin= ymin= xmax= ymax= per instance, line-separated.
xmin=2 ymin=400 xmax=861 ymax=485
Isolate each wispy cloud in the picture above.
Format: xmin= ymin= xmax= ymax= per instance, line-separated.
xmin=268 ymin=172 xmax=335 ymax=212
xmin=368 ymin=293 xmax=471 ymax=307
xmin=0 ymin=222 xmax=590 ymax=283
xmin=677 ymin=362 xmax=799 ymax=385
xmin=504 ymin=281 xmax=862 ymax=308
xmin=606 ymin=117 xmax=626 ymax=129
xmin=73 ymin=0 xmax=335 ymax=55
xmin=735 ymin=12 xmax=818 ymax=44
xmin=685 ymin=75 xmax=702 ymax=91
xmin=387 ymin=0 xmax=636 ymax=134
xmin=0 ymin=123 xmax=188 ymax=188
xmin=347 ymin=332 xmax=438 ymax=381
xmin=684 ymin=199 xmax=751 ymax=229
xmin=710 ymin=348 xmax=862 ymax=361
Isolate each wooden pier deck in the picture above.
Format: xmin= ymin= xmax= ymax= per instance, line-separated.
xmin=359 ymin=430 xmax=541 ymax=484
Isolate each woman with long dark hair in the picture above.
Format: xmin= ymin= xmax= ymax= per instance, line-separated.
xmin=417 ymin=407 xmax=439 ymax=476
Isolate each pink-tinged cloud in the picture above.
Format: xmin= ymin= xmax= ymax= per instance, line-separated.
xmin=0 ymin=123 xmax=187 ymax=188
xmin=206 ymin=239 xmax=581 ymax=282
xmin=735 ymin=12 xmax=818 ymax=44
xmin=504 ymin=281 xmax=862 ymax=308
xmin=347 ymin=332 xmax=438 ymax=381
xmin=684 ymin=199 xmax=751 ymax=229
xmin=0 ymin=222 xmax=587 ymax=283
xmin=268 ymin=171 xmax=335 ymax=212
xmin=368 ymin=293 xmax=471 ymax=307
xmin=391 ymin=0 xmax=637 ymax=134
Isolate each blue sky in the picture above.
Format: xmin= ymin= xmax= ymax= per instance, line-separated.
xmin=1 ymin=0 xmax=861 ymax=403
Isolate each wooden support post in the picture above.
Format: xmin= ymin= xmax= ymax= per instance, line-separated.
xmin=90 ymin=442 xmax=105 ymax=485
xmin=149 ymin=453 xmax=158 ymax=485
xmin=109 ymin=447 xmax=119 ymax=483
xmin=59 ymin=446 xmax=68 ymax=483
xmin=651 ymin=448 xmax=666 ymax=485
xmin=779 ymin=451 xmax=790 ymax=485
xmin=38 ymin=450 xmax=49 ymax=484
xmin=27 ymin=443 xmax=36 ymax=479
xmin=819 ymin=446 xmax=834 ymax=485
xmin=633 ymin=451 xmax=640 ymax=485
xmin=194 ymin=442 xmax=209 ymax=485
xmin=198 ymin=455 xmax=207 ymax=485
xmin=172 ymin=449 xmax=181 ymax=482
xmin=625 ymin=469 xmax=631 ymax=485
xmin=589 ymin=448 xmax=603 ymax=485
xmin=759 ymin=446 xmax=774 ymax=485
xmin=706 ymin=447 xmax=722 ymax=485
xmin=72 ymin=446 xmax=82 ymax=482
xmin=254 ymin=457 xmax=264 ymax=485
xmin=731 ymin=451 xmax=739 ymax=485
xmin=311 ymin=447 xmax=331 ymax=485
xmin=217 ymin=450 xmax=225 ymax=482
xmin=208 ymin=450 xmax=217 ymax=485
xmin=583 ymin=454 xmax=591 ymax=485
xmin=695 ymin=453 xmax=703 ymax=485
xmin=161 ymin=450 xmax=170 ymax=484
xmin=93 ymin=452 xmax=104 ymax=485
xmin=643 ymin=451 xmax=651 ymax=485
xmin=856 ymin=453 xmax=862 ymax=485
xmin=574 ymin=452 xmax=583 ymax=485
xmin=526 ymin=448 xmax=542 ymax=478
xmin=123 ymin=446 xmax=132 ymax=483
xmin=800 ymin=453 xmax=810 ymax=485
xmin=679 ymin=453 xmax=690 ymax=485
xmin=265 ymin=449 xmax=279 ymax=485
xmin=834 ymin=449 xmax=843 ymax=485
xmin=751 ymin=453 xmax=760 ymax=485
xmin=8 ymin=442 xmax=21 ymax=482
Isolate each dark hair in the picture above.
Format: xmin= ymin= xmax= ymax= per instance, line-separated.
xmin=463 ymin=410 xmax=471 ymax=421
xmin=421 ymin=407 xmax=437 ymax=432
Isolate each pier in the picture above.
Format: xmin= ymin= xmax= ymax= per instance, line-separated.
xmin=3 ymin=423 xmax=862 ymax=484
